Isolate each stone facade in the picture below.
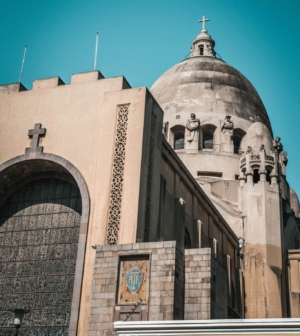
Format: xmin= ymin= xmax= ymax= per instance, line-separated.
xmin=88 ymin=242 xmax=236 ymax=336
xmin=1 ymin=22 xmax=300 ymax=335
xmin=150 ymin=24 xmax=300 ymax=319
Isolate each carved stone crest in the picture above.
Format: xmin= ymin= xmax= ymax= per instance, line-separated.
xmin=126 ymin=269 xmax=143 ymax=293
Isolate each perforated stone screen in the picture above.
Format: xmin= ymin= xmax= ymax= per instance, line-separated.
xmin=0 ymin=178 xmax=82 ymax=335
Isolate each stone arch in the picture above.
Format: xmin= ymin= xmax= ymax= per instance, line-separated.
xmin=233 ymin=128 xmax=246 ymax=154
xmin=170 ymin=125 xmax=185 ymax=150
xmin=202 ymin=124 xmax=217 ymax=150
xmin=0 ymin=153 xmax=89 ymax=335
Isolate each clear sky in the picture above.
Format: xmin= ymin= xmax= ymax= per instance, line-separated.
xmin=1 ymin=0 xmax=300 ymax=196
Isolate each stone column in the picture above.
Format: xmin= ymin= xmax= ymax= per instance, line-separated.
xmin=259 ymin=147 xmax=267 ymax=182
xmin=270 ymin=153 xmax=279 ymax=185
xmin=245 ymin=152 xmax=253 ymax=183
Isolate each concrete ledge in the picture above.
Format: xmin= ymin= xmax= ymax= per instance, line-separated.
xmin=71 ymin=70 xmax=104 ymax=84
xmin=32 ymin=76 xmax=65 ymax=89
xmin=0 ymin=82 xmax=27 ymax=93
xmin=114 ymin=318 xmax=300 ymax=335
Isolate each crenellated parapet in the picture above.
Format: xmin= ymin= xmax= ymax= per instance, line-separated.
xmin=0 ymin=70 xmax=131 ymax=93
xmin=239 ymin=144 xmax=278 ymax=185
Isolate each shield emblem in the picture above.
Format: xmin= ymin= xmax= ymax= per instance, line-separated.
xmin=126 ymin=268 xmax=143 ymax=293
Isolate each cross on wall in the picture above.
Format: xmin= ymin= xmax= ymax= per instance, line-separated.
xmin=25 ymin=123 xmax=46 ymax=155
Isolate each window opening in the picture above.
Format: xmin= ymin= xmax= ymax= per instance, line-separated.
xmin=185 ymin=229 xmax=191 ymax=249
xmin=0 ymin=178 xmax=82 ymax=333
xmin=199 ymin=45 xmax=204 ymax=55
xmin=266 ymin=169 xmax=271 ymax=184
xmin=197 ymin=171 xmax=222 ymax=178
xmin=174 ymin=132 xmax=184 ymax=150
xmin=253 ymin=169 xmax=260 ymax=183
xmin=233 ymin=135 xmax=242 ymax=154
xmin=203 ymin=131 xmax=213 ymax=149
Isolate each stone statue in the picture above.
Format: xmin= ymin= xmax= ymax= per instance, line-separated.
xmin=162 ymin=121 xmax=169 ymax=138
xmin=272 ymin=136 xmax=283 ymax=154
xmin=279 ymin=151 xmax=288 ymax=175
xmin=259 ymin=144 xmax=266 ymax=153
xmin=246 ymin=146 xmax=252 ymax=155
xmin=186 ymin=113 xmax=200 ymax=143
xmin=221 ymin=115 xmax=234 ymax=134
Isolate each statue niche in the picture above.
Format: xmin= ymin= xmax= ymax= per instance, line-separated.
xmin=185 ymin=113 xmax=200 ymax=150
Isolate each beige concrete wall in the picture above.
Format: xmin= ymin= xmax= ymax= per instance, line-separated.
xmin=176 ymin=151 xmax=240 ymax=180
xmin=240 ymin=180 xmax=283 ymax=317
xmin=288 ymin=250 xmax=300 ymax=317
xmin=0 ymin=72 xmax=163 ymax=334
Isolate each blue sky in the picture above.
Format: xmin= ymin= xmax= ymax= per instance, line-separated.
xmin=1 ymin=0 xmax=300 ymax=196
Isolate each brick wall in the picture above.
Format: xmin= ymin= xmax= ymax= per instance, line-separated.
xmin=184 ymin=248 xmax=212 ymax=319
xmin=87 ymin=242 xmax=228 ymax=336
xmin=87 ymin=241 xmax=184 ymax=336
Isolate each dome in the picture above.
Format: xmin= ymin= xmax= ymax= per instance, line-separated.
xmin=150 ymin=56 xmax=272 ymax=134
xmin=244 ymin=122 xmax=273 ymax=155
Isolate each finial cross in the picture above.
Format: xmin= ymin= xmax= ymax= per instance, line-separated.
xmin=199 ymin=15 xmax=210 ymax=30
xmin=26 ymin=123 xmax=46 ymax=155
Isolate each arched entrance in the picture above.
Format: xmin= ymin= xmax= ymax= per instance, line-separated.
xmin=0 ymin=154 xmax=89 ymax=335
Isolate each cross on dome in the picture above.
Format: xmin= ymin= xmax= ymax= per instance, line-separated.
xmin=190 ymin=15 xmax=215 ymax=58
xmin=199 ymin=15 xmax=210 ymax=30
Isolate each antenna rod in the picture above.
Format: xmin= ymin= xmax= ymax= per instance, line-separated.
xmin=94 ymin=31 xmax=99 ymax=70
xmin=19 ymin=44 xmax=28 ymax=83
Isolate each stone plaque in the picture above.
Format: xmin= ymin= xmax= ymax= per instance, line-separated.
xmin=118 ymin=255 xmax=149 ymax=304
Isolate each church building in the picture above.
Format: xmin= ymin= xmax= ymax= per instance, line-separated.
xmin=0 ymin=17 xmax=300 ymax=335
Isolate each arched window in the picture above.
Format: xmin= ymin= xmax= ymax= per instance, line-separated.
xmin=171 ymin=125 xmax=185 ymax=150
xmin=233 ymin=129 xmax=246 ymax=154
xmin=253 ymin=169 xmax=260 ymax=183
xmin=199 ymin=45 xmax=204 ymax=55
xmin=233 ymin=135 xmax=242 ymax=154
xmin=203 ymin=131 xmax=213 ymax=149
xmin=174 ymin=132 xmax=184 ymax=150
xmin=202 ymin=124 xmax=216 ymax=150
xmin=0 ymin=178 xmax=82 ymax=333
xmin=266 ymin=168 xmax=272 ymax=184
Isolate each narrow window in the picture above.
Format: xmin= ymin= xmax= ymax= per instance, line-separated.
xmin=174 ymin=132 xmax=184 ymax=150
xmin=233 ymin=129 xmax=246 ymax=154
xmin=266 ymin=169 xmax=271 ymax=184
xmin=197 ymin=171 xmax=222 ymax=178
xmin=203 ymin=131 xmax=213 ymax=149
xmin=199 ymin=45 xmax=204 ymax=55
xmin=233 ymin=135 xmax=242 ymax=154
xmin=253 ymin=169 xmax=260 ymax=183
xmin=185 ymin=229 xmax=192 ymax=249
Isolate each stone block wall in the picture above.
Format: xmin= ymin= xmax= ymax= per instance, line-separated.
xmin=184 ymin=248 xmax=229 ymax=320
xmin=87 ymin=241 xmax=184 ymax=336
xmin=288 ymin=250 xmax=300 ymax=317
xmin=87 ymin=242 xmax=231 ymax=336
xmin=184 ymin=248 xmax=212 ymax=319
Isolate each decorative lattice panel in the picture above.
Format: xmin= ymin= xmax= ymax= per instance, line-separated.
xmin=0 ymin=178 xmax=82 ymax=335
xmin=106 ymin=105 xmax=129 ymax=245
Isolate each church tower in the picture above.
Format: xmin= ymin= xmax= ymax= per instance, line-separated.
xmin=150 ymin=18 xmax=300 ymax=318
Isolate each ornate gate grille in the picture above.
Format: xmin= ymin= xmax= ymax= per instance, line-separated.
xmin=0 ymin=178 xmax=82 ymax=335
